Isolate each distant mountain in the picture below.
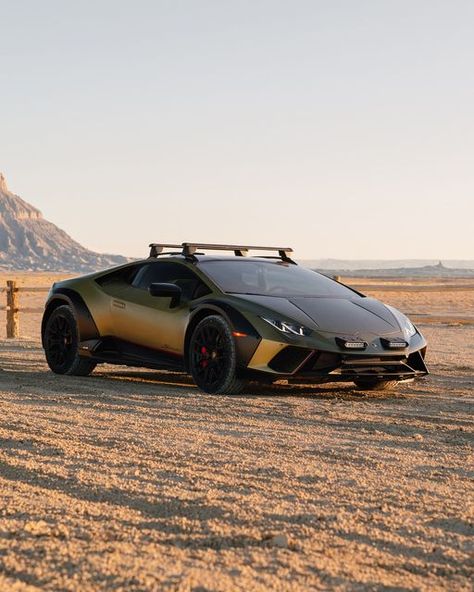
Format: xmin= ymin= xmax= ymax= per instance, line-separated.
xmin=301 ymin=259 xmax=474 ymax=271
xmin=0 ymin=172 xmax=128 ymax=272
xmin=309 ymin=261 xmax=474 ymax=279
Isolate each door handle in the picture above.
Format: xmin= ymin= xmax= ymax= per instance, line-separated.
xmin=112 ymin=300 xmax=126 ymax=309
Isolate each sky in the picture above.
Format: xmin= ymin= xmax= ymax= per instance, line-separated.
xmin=1 ymin=0 xmax=473 ymax=260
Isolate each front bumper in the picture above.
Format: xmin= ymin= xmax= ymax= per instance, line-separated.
xmin=245 ymin=338 xmax=428 ymax=383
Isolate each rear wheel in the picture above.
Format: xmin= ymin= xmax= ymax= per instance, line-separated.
xmin=353 ymin=378 xmax=399 ymax=391
xmin=189 ymin=315 xmax=246 ymax=395
xmin=44 ymin=305 xmax=96 ymax=376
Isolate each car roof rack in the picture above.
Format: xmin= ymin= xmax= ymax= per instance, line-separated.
xmin=149 ymin=242 xmax=295 ymax=263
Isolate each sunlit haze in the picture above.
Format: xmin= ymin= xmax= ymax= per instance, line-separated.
xmin=1 ymin=1 xmax=473 ymax=260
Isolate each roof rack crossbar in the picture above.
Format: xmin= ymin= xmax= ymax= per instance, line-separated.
xmin=182 ymin=243 xmax=294 ymax=260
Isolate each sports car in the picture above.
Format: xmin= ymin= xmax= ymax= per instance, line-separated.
xmin=42 ymin=243 xmax=428 ymax=394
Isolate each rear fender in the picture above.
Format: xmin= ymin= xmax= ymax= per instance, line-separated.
xmin=41 ymin=288 xmax=100 ymax=347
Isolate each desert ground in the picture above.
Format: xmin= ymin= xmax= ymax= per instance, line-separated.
xmin=0 ymin=273 xmax=472 ymax=591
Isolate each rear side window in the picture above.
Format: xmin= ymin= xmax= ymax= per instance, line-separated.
xmin=96 ymin=264 xmax=143 ymax=287
xmin=132 ymin=262 xmax=211 ymax=300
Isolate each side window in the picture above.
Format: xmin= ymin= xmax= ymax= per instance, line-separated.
xmin=96 ymin=264 xmax=144 ymax=288
xmin=132 ymin=262 xmax=211 ymax=300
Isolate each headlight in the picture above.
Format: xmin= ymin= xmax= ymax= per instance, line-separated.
xmin=261 ymin=317 xmax=311 ymax=336
xmin=386 ymin=305 xmax=417 ymax=339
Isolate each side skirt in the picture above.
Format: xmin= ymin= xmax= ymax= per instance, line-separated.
xmin=79 ymin=337 xmax=185 ymax=372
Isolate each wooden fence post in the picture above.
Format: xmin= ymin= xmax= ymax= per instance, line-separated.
xmin=6 ymin=281 xmax=19 ymax=338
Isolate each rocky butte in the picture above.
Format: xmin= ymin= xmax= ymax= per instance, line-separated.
xmin=0 ymin=172 xmax=127 ymax=272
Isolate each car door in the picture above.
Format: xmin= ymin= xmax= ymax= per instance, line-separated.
xmin=110 ymin=260 xmax=210 ymax=354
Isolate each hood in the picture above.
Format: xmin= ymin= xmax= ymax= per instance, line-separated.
xmin=233 ymin=294 xmax=401 ymax=336
xmin=289 ymin=297 xmax=400 ymax=335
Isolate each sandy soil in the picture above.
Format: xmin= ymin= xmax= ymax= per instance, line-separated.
xmin=0 ymin=276 xmax=473 ymax=591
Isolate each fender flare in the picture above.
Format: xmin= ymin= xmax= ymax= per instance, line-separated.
xmin=184 ymin=300 xmax=261 ymax=370
xmin=41 ymin=288 xmax=100 ymax=347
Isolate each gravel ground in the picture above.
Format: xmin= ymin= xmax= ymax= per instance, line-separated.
xmin=0 ymin=325 xmax=472 ymax=591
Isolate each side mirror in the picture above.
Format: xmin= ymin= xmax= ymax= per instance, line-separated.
xmin=148 ymin=282 xmax=182 ymax=308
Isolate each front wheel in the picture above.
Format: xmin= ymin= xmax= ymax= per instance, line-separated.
xmin=44 ymin=305 xmax=96 ymax=376
xmin=353 ymin=378 xmax=399 ymax=391
xmin=188 ymin=315 xmax=246 ymax=395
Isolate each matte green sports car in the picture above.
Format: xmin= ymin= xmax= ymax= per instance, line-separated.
xmin=42 ymin=243 xmax=428 ymax=394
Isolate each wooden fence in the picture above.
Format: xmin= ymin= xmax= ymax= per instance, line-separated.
xmin=0 ymin=281 xmax=49 ymax=338
xmin=2 ymin=279 xmax=474 ymax=339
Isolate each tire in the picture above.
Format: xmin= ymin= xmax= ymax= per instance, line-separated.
xmin=44 ymin=305 xmax=96 ymax=376
xmin=353 ymin=378 xmax=399 ymax=391
xmin=188 ymin=315 xmax=246 ymax=395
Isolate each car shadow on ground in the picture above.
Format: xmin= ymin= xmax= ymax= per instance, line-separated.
xmin=95 ymin=367 xmax=408 ymax=401
xmin=0 ymin=365 xmax=411 ymax=402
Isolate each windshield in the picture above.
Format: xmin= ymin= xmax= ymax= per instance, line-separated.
xmin=198 ymin=260 xmax=360 ymax=298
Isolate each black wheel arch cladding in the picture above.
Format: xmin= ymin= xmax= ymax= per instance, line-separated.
xmin=42 ymin=288 xmax=100 ymax=347
xmin=185 ymin=300 xmax=261 ymax=370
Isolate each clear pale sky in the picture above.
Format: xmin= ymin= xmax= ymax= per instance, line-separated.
xmin=1 ymin=1 xmax=473 ymax=259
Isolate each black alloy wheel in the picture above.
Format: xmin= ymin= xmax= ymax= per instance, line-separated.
xmin=44 ymin=305 xmax=96 ymax=376
xmin=189 ymin=315 xmax=245 ymax=395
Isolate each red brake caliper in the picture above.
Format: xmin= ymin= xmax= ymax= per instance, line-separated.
xmin=201 ymin=346 xmax=208 ymax=368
